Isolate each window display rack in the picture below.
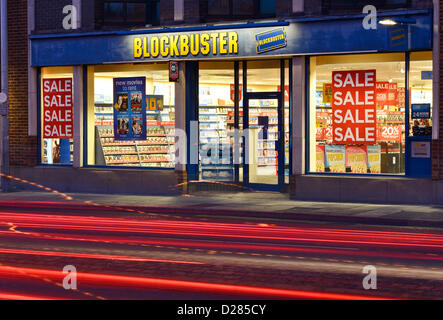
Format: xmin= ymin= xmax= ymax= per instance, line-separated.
xmin=199 ymin=106 xmax=234 ymax=181
xmin=249 ymin=101 xmax=280 ymax=167
xmin=94 ymin=103 xmax=175 ymax=167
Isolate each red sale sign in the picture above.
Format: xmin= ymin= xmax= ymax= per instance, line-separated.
xmin=230 ymin=84 xmax=242 ymax=103
xmin=42 ymin=78 xmax=73 ymax=139
xmin=377 ymin=126 xmax=402 ymax=142
xmin=397 ymin=87 xmax=405 ymax=109
xmin=332 ymin=70 xmax=377 ymax=145
xmin=376 ymin=82 xmax=398 ymax=106
xmin=376 ymin=82 xmax=389 ymax=106
xmin=388 ymin=83 xmax=398 ymax=106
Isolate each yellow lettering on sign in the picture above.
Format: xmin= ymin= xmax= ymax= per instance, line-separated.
xmin=219 ymin=32 xmax=227 ymax=55
xmin=160 ymin=36 xmax=169 ymax=57
xmin=228 ymin=32 xmax=238 ymax=54
xmin=143 ymin=37 xmax=150 ymax=57
xmin=170 ymin=35 xmax=180 ymax=57
xmin=134 ymin=31 xmax=239 ymax=59
xmin=200 ymin=33 xmax=210 ymax=55
xmin=180 ymin=35 xmax=190 ymax=56
xmin=210 ymin=33 xmax=219 ymax=55
xmin=134 ymin=37 xmax=142 ymax=58
xmin=190 ymin=34 xmax=200 ymax=56
xmin=150 ymin=37 xmax=159 ymax=57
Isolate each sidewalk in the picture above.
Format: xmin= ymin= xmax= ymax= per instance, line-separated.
xmin=1 ymin=191 xmax=443 ymax=228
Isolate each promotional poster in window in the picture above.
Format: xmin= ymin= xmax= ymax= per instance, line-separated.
xmin=113 ymin=77 xmax=147 ymax=141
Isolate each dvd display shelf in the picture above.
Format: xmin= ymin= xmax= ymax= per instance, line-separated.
xmin=200 ymin=144 xmax=235 ymax=182
xmin=249 ymin=105 xmax=284 ymax=167
xmin=199 ymin=106 xmax=232 ymax=145
xmin=94 ymin=103 xmax=175 ymax=167
xmin=199 ymin=106 xmax=235 ymax=181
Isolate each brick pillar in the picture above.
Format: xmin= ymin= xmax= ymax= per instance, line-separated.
xmin=8 ymin=0 xmax=38 ymax=167
xmin=160 ymin=0 xmax=174 ymax=25
xmin=433 ymin=0 xmax=443 ymax=179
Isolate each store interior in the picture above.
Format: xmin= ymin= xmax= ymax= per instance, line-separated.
xmin=198 ymin=60 xmax=290 ymax=185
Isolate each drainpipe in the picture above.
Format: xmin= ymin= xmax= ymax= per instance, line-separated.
xmin=433 ymin=0 xmax=439 ymax=142
xmin=0 ymin=0 xmax=9 ymax=192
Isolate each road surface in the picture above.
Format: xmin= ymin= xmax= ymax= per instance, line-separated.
xmin=0 ymin=200 xmax=441 ymax=300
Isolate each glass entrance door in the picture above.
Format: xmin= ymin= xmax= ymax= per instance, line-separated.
xmin=245 ymin=95 xmax=283 ymax=187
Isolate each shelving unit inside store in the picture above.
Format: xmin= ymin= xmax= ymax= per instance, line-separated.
xmin=94 ymin=102 xmax=175 ymax=168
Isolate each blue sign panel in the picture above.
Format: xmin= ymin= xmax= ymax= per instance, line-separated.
xmin=411 ymin=103 xmax=431 ymax=119
xmin=255 ymin=28 xmax=287 ymax=54
xmin=30 ymin=12 xmax=432 ymax=67
xmin=421 ymin=71 xmax=432 ymax=80
xmin=113 ymin=77 xmax=146 ymax=141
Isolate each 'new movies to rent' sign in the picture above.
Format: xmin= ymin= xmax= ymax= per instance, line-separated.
xmin=332 ymin=70 xmax=377 ymax=145
xmin=43 ymin=78 xmax=73 ymax=139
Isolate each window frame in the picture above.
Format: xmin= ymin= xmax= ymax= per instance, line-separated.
xmin=38 ymin=67 xmax=75 ymax=167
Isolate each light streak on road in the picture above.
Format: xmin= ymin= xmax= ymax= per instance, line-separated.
xmin=0 ymin=265 xmax=395 ymax=300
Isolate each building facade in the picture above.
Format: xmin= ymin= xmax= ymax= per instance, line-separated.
xmin=5 ymin=0 xmax=443 ymax=204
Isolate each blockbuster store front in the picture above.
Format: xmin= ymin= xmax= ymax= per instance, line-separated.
xmin=25 ymin=10 xmax=438 ymax=202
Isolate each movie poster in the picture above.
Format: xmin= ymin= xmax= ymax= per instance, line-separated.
xmin=113 ymin=77 xmax=146 ymax=141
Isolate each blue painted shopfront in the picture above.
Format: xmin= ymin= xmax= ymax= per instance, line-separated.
xmin=30 ymin=10 xmax=434 ymax=189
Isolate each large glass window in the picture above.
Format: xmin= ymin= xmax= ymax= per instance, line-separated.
xmin=87 ymin=63 xmax=175 ymax=168
xmin=40 ymin=67 xmax=74 ymax=165
xmin=309 ymin=53 xmax=406 ymax=175
xmin=409 ymin=52 xmax=433 ymax=138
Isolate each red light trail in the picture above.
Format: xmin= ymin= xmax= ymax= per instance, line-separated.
xmin=0 ymin=265 xmax=394 ymax=300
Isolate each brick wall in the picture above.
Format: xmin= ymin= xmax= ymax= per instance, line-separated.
xmin=94 ymin=0 xmax=105 ymax=29
xmin=184 ymin=0 xmax=199 ymax=23
xmin=8 ymin=0 xmax=37 ymax=166
xmin=160 ymin=0 xmax=174 ymax=25
xmin=276 ymin=0 xmax=292 ymax=17
xmin=35 ymin=0 xmax=72 ymax=33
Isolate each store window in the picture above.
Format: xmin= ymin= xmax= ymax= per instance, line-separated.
xmin=199 ymin=61 xmax=243 ymax=182
xmin=40 ymin=67 xmax=74 ymax=165
xmin=309 ymin=53 xmax=406 ymax=175
xmin=203 ymin=0 xmax=275 ymax=21
xmin=409 ymin=52 xmax=433 ymax=138
xmin=87 ymin=63 xmax=175 ymax=168
xmin=102 ymin=0 xmax=160 ymax=27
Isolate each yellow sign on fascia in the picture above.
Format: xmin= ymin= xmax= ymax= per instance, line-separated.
xmin=133 ymin=32 xmax=239 ymax=59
